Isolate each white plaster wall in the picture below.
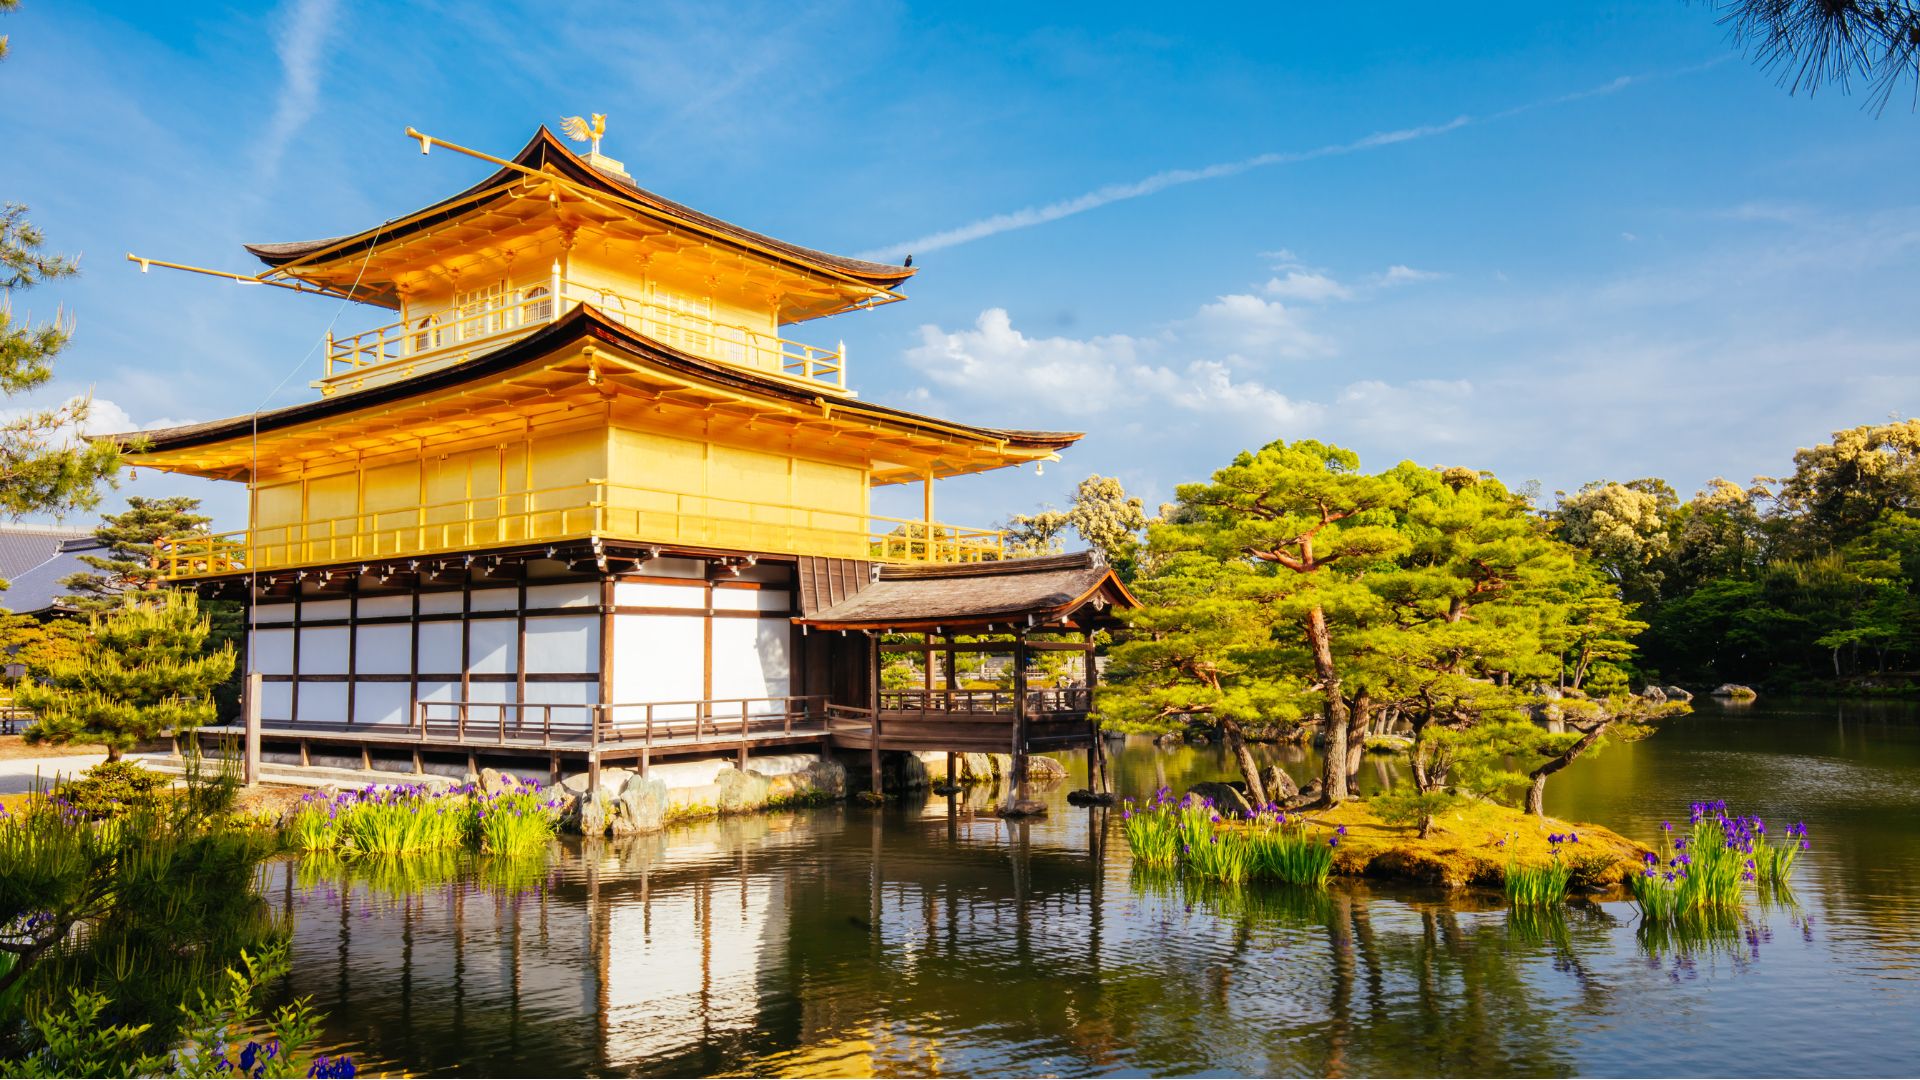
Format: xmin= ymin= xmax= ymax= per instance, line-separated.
xmin=524 ymin=615 xmax=598 ymax=673
xmin=615 ymin=581 xmax=704 ymax=609
xmin=710 ymin=618 xmax=791 ymax=709
xmin=252 ymin=629 xmax=294 ymax=675
xmin=611 ymin=613 xmax=703 ymax=718
xmin=467 ymin=620 xmax=517 ymax=674
xmin=354 ymin=625 xmax=413 ymax=675
xmin=298 ymin=627 xmax=349 ymax=674
xmin=526 ymin=582 xmax=596 ymax=608
xmin=418 ymin=622 xmax=462 ymax=672
xmin=354 ymin=682 xmax=411 ymax=727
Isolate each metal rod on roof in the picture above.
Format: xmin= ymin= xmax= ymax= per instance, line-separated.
xmin=123 ymin=254 xmax=344 ymax=298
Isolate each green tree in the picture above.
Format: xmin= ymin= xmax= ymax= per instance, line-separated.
xmin=17 ymin=593 xmax=235 ymax=761
xmin=0 ymin=8 xmax=122 ymax=527
xmin=1550 ymin=479 xmax=1674 ymax=605
xmin=59 ymin=496 xmax=212 ymax=612
xmin=1104 ymin=552 xmax=1310 ymax=806
xmin=1166 ymin=440 xmax=1408 ymax=805
xmin=1002 ymin=474 xmax=1151 ymax=576
xmin=1775 ymin=420 xmax=1920 ymax=552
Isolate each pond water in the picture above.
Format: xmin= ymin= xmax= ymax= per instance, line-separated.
xmin=276 ymin=699 xmax=1920 ymax=1077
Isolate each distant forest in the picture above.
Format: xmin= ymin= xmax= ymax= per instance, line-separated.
xmin=1550 ymin=419 xmax=1920 ymax=692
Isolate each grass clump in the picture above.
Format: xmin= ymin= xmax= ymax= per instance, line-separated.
xmin=283 ymin=776 xmax=562 ymax=859
xmin=1120 ymin=788 xmax=1336 ymax=888
xmin=1629 ymin=799 xmax=1811 ymax=927
xmin=1504 ymin=831 xmax=1576 ymax=907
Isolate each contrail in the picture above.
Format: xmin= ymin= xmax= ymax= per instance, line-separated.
xmin=859 ymin=63 xmax=1719 ymax=263
xmin=257 ymin=0 xmax=339 ymax=183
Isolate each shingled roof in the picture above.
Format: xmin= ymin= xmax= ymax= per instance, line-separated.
xmin=795 ymin=550 xmax=1136 ymax=632
xmin=111 ymin=304 xmax=1083 ymax=462
xmin=245 ymin=127 xmax=915 ymax=302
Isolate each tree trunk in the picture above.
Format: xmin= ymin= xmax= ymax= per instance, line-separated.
xmin=1306 ymin=605 xmax=1350 ymax=804
xmin=1418 ymin=811 xmax=1434 ymax=840
xmin=105 ymin=744 xmax=122 ymax=763
xmin=1345 ymin=691 xmax=1371 ymax=794
xmin=1223 ymin=717 xmax=1269 ymax=809
xmin=1524 ymin=721 xmax=1609 ymax=817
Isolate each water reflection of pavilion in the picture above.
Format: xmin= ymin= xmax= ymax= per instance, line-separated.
xmin=277 ymin=791 xmax=1602 ymax=1076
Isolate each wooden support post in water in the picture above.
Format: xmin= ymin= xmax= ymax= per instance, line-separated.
xmin=243 ymin=671 xmax=262 ymax=787
xmin=1085 ymin=627 xmax=1105 ymax=793
xmin=868 ymin=631 xmax=882 ymax=797
xmin=1010 ymin=630 xmax=1030 ymax=806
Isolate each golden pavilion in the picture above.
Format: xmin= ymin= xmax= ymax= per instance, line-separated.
xmin=126 ymin=124 xmax=1133 ymax=798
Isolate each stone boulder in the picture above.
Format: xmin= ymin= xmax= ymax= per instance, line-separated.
xmin=1640 ymin=685 xmax=1668 ymax=703
xmin=1711 ymin=683 xmax=1758 ymax=700
xmin=1026 ymin=755 xmax=1068 ymax=785
xmin=997 ymin=798 xmax=1049 ymax=818
xmin=1066 ymin=789 xmax=1117 ymax=807
xmin=1262 ymin=765 xmax=1299 ymax=803
xmin=606 ymin=775 xmax=668 ymax=835
xmin=575 ymin=789 xmax=608 ymax=837
xmin=1664 ymin=685 xmax=1694 ymax=703
xmin=1185 ymin=781 xmax=1252 ymax=818
xmin=713 ymin=766 xmax=772 ymax=814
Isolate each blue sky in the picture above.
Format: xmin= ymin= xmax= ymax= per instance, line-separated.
xmin=2 ymin=1 xmax=1917 ymax=532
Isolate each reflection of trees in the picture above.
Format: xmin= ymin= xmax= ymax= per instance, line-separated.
xmin=273 ymin=793 xmax=1665 ymax=1077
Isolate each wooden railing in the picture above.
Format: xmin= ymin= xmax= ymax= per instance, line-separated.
xmin=319 ymin=271 xmax=848 ymax=395
xmin=413 ymin=695 xmax=829 ymax=750
xmin=151 ymin=480 xmax=1005 ymax=579
xmin=877 ymin=687 xmax=1094 ymax=715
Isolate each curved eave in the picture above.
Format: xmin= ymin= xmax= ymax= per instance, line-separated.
xmin=793 ymin=551 xmax=1138 ymax=633
xmin=113 ymin=305 xmax=1081 ymax=471
xmin=245 ymin=128 xmax=915 ymax=295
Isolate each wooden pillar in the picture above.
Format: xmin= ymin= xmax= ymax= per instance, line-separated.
xmin=1010 ymin=631 xmax=1030 ymax=805
xmin=243 ymin=671 xmax=262 ymax=786
xmin=1085 ymin=627 xmax=1106 ymax=794
xmin=867 ymin=631 xmax=882 ymax=797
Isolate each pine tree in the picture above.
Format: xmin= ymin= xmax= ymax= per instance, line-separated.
xmin=1170 ymin=439 xmax=1409 ymax=805
xmin=0 ymin=11 xmax=123 ymax=526
xmin=59 ymin=496 xmax=212 ymax=612
xmin=17 ymin=593 xmax=236 ymax=761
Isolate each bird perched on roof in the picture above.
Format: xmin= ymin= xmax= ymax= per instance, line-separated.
xmin=559 ymin=113 xmax=607 ymax=156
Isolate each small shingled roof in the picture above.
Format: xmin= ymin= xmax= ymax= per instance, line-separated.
xmin=245 ymin=128 xmax=915 ymax=300
xmin=795 ymin=550 xmax=1137 ymax=632
xmin=0 ymin=533 xmax=106 ymax=616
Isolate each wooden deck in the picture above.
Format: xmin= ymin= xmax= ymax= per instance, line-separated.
xmin=202 ymin=687 xmax=1097 ymax=781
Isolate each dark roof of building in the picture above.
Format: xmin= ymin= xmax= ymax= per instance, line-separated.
xmin=0 ymin=532 xmax=105 ymax=616
xmin=113 ymin=304 xmax=1083 ymax=460
xmin=795 ymin=550 xmax=1137 ymax=632
xmin=0 ymin=523 xmax=90 ymax=582
xmin=245 ymin=128 xmax=915 ymax=296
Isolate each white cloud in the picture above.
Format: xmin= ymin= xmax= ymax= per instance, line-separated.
xmin=1377 ymin=264 xmax=1446 ymax=286
xmin=1263 ymin=270 xmax=1353 ymax=303
xmin=1337 ymin=379 xmax=1475 ymax=444
xmin=906 ymin=309 xmax=1145 ymax=414
xmin=1186 ymin=294 xmax=1331 ymax=357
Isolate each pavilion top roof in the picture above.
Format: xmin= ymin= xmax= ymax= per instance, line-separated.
xmin=243 ymin=128 xmax=916 ymax=313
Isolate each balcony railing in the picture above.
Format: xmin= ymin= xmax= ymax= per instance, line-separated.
xmin=150 ymin=480 xmax=1004 ymax=580
xmin=319 ymin=270 xmax=847 ymax=395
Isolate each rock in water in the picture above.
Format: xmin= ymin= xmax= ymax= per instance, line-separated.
xmin=1066 ymin=789 xmax=1117 ymax=807
xmin=1640 ymin=685 xmax=1668 ymax=703
xmin=576 ymin=789 xmax=608 ymax=837
xmin=1026 ymin=755 xmax=1068 ymax=785
xmin=1262 ymin=765 xmax=1299 ymax=803
xmin=613 ymin=775 xmax=669 ymax=833
xmin=997 ymin=798 xmax=1049 ymax=818
xmin=1185 ymin=781 xmax=1253 ymax=817
xmin=1711 ymin=683 xmax=1758 ymax=700
xmin=1664 ymin=685 xmax=1694 ymax=703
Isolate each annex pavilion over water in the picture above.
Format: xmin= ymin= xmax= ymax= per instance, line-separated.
xmin=123 ymin=124 xmax=1134 ymax=798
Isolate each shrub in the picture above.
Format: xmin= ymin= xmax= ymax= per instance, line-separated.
xmin=51 ymin=761 xmax=169 ymax=819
